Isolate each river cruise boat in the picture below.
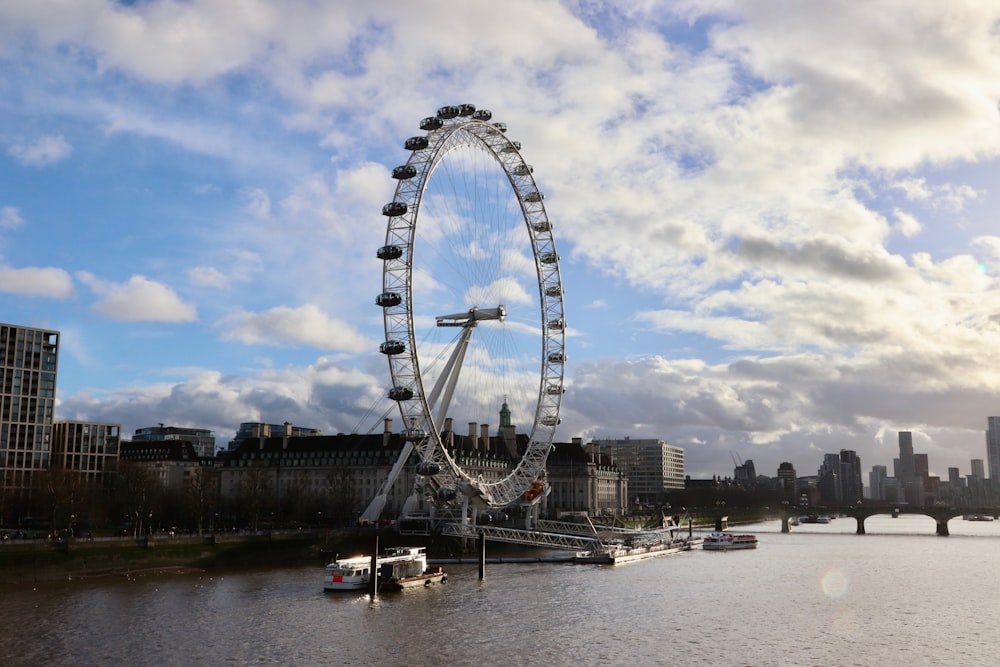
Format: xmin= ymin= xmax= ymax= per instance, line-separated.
xmin=702 ymin=531 xmax=758 ymax=551
xmin=323 ymin=546 xmax=447 ymax=592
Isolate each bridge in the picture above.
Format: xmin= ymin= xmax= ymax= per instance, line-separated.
xmin=778 ymin=506 xmax=1000 ymax=536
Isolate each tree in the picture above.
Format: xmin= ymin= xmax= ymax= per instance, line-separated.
xmin=184 ymin=465 xmax=218 ymax=534
xmin=33 ymin=464 xmax=85 ymax=536
xmin=112 ymin=462 xmax=159 ymax=537
xmin=237 ymin=461 xmax=272 ymax=533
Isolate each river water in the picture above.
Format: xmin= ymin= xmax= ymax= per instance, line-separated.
xmin=2 ymin=515 xmax=999 ymax=666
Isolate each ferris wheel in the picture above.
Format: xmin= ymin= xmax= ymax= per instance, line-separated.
xmin=375 ymin=104 xmax=565 ymax=518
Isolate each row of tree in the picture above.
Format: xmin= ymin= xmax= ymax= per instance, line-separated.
xmin=0 ymin=462 xmax=360 ymax=536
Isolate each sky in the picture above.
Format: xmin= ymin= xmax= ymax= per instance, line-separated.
xmin=2 ymin=1 xmax=1000 ymax=482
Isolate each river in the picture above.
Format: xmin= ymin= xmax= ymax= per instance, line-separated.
xmin=2 ymin=514 xmax=999 ymax=666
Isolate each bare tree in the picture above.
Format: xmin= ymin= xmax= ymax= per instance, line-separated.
xmin=113 ymin=462 xmax=158 ymax=537
xmin=33 ymin=464 xmax=85 ymax=536
xmin=237 ymin=461 xmax=272 ymax=533
xmin=185 ymin=465 xmax=218 ymax=534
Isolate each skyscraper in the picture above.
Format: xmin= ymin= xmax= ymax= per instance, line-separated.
xmin=897 ymin=432 xmax=915 ymax=482
xmin=869 ymin=465 xmax=887 ymax=501
xmin=839 ymin=449 xmax=863 ymax=503
xmin=0 ymin=322 xmax=59 ymax=496
xmin=897 ymin=432 xmax=924 ymax=505
xmin=986 ymin=417 xmax=1000 ymax=480
xmin=777 ymin=462 xmax=797 ymax=501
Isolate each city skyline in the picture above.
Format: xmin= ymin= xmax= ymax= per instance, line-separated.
xmin=2 ymin=3 xmax=1000 ymax=478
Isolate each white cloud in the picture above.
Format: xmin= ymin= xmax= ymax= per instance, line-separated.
xmin=240 ymin=187 xmax=272 ymax=219
xmin=217 ymin=304 xmax=372 ymax=353
xmin=892 ymin=209 xmax=923 ymax=238
xmin=78 ymin=272 xmax=197 ymax=322
xmin=0 ymin=206 xmax=24 ymax=229
xmin=188 ymin=266 xmax=229 ymax=289
xmin=0 ymin=265 xmax=74 ymax=298
xmin=7 ymin=134 xmax=72 ymax=166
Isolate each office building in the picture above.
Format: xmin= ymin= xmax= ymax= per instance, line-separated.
xmin=227 ymin=421 xmax=322 ymax=451
xmin=839 ymin=449 xmax=863 ymax=503
xmin=591 ymin=437 xmax=685 ymax=504
xmin=777 ymin=462 xmax=797 ymax=501
xmin=51 ymin=421 xmax=121 ymax=483
xmin=133 ymin=424 xmax=217 ymax=458
xmin=987 ymin=417 xmax=1000 ymax=480
xmin=0 ymin=322 xmax=59 ymax=496
xmin=869 ymin=465 xmax=887 ymax=501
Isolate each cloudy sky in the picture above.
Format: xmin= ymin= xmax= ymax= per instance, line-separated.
xmin=2 ymin=1 xmax=1000 ymax=482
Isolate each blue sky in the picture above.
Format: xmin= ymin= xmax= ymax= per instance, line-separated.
xmin=2 ymin=1 xmax=1000 ymax=480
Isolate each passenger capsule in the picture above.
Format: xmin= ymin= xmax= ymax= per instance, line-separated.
xmin=435 ymin=487 xmax=457 ymax=502
xmin=539 ymin=251 xmax=558 ymax=264
xmin=531 ymin=221 xmax=551 ymax=233
xmin=549 ymin=319 xmax=565 ymax=331
xmin=458 ymin=104 xmax=476 ymax=116
xmin=416 ymin=461 xmax=441 ymax=476
xmin=492 ymin=122 xmax=508 ymax=133
xmin=512 ymin=164 xmax=533 ymax=176
xmin=545 ymin=285 xmax=563 ymax=297
xmin=540 ymin=415 xmax=561 ymax=426
xmin=547 ymin=352 xmax=565 ymax=363
xmin=522 ymin=191 xmax=543 ymax=203
xmin=376 ymin=292 xmax=402 ymax=307
xmin=405 ymin=136 xmax=429 ymax=151
xmin=546 ymin=384 xmax=565 ymax=395
xmin=392 ymin=165 xmax=417 ymax=180
xmin=472 ymin=109 xmax=493 ymax=121
xmin=377 ymin=245 xmax=403 ymax=261
xmin=419 ymin=116 xmax=443 ymax=131
xmin=382 ymin=201 xmax=407 ymax=217
xmin=437 ymin=105 xmax=460 ymax=119
xmin=379 ymin=340 xmax=406 ymax=355
xmin=388 ymin=386 xmax=414 ymax=402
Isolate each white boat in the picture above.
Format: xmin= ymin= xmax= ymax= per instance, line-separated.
xmin=323 ymin=546 xmax=447 ymax=592
xmin=702 ymin=531 xmax=758 ymax=551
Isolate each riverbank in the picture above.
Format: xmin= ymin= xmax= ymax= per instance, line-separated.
xmin=0 ymin=530 xmax=401 ymax=585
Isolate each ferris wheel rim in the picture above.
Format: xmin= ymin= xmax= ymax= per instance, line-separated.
xmin=378 ymin=104 xmax=565 ymax=509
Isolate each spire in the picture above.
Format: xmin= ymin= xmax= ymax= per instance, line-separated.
xmin=498 ymin=399 xmax=512 ymax=435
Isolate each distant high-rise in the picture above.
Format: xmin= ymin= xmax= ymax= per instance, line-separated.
xmin=734 ymin=458 xmax=756 ymax=488
xmin=898 ymin=432 xmax=915 ymax=482
xmin=0 ymin=322 xmax=59 ymax=496
xmin=897 ymin=432 xmax=926 ymax=505
xmin=777 ymin=462 xmax=797 ymax=500
xmin=869 ymin=465 xmax=887 ymax=501
xmin=914 ymin=453 xmax=929 ymax=479
xmin=972 ymin=459 xmax=986 ymax=479
xmin=986 ymin=417 xmax=1000 ymax=480
xmin=818 ymin=453 xmax=842 ymax=504
xmin=839 ymin=449 xmax=863 ymax=503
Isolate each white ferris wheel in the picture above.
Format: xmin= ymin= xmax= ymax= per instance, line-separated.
xmin=373 ymin=103 xmax=566 ymax=523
